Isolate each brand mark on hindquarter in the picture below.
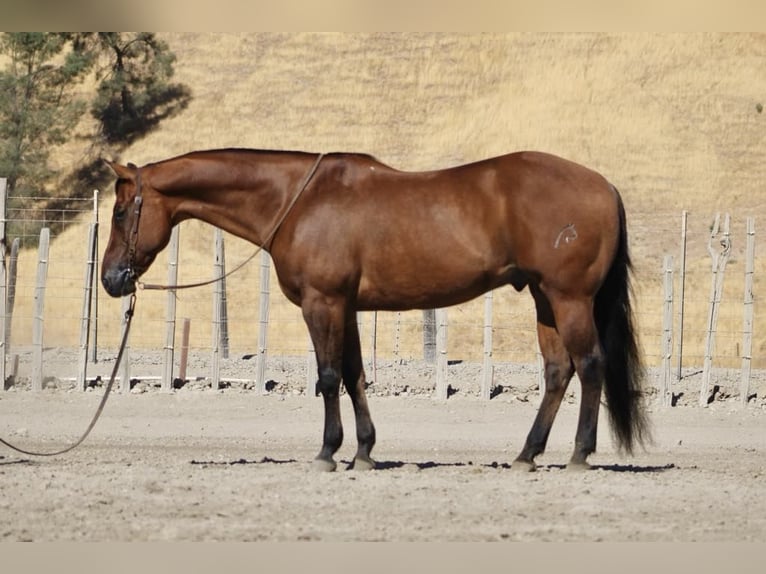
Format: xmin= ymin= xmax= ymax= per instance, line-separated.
xmin=553 ymin=223 xmax=578 ymax=248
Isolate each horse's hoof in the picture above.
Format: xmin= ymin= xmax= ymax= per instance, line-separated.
xmin=511 ymin=459 xmax=537 ymax=472
xmin=312 ymin=457 xmax=337 ymax=472
xmin=566 ymin=461 xmax=592 ymax=472
xmin=350 ymin=456 xmax=376 ymax=471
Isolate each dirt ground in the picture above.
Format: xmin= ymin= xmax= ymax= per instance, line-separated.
xmin=1 ymin=351 xmax=765 ymax=542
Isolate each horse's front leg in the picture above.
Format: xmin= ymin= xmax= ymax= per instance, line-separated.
xmin=341 ymin=312 xmax=376 ymax=470
xmin=302 ymin=292 xmax=347 ymax=472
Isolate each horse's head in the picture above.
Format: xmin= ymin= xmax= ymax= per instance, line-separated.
xmin=101 ymin=160 xmax=174 ymax=297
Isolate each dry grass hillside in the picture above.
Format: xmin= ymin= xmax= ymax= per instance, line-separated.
xmin=9 ymin=33 xmax=766 ymax=370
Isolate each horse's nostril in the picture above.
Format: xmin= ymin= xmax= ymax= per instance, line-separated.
xmin=102 ymin=268 xmax=136 ymax=297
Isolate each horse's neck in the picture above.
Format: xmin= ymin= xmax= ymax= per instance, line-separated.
xmin=164 ymin=166 xmax=288 ymax=247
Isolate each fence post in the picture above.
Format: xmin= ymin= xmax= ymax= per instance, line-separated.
xmin=434 ymin=308 xmax=448 ymax=399
xmin=255 ymin=250 xmax=270 ymax=394
xmin=369 ymin=311 xmax=378 ymax=384
xmin=481 ymin=292 xmax=494 ymax=400
xmin=676 ymin=210 xmax=687 ymax=379
xmin=740 ymin=217 xmax=755 ymax=405
xmin=306 ymin=333 xmax=316 ymax=396
xmin=423 ymin=309 xmax=436 ymax=363
xmin=216 ymin=229 xmax=229 ymax=359
xmin=90 ymin=190 xmax=99 ymax=364
xmin=119 ymin=295 xmax=132 ymax=392
xmin=700 ymin=213 xmax=731 ymax=406
xmin=3 ymin=238 xmax=19 ymax=389
xmin=32 ymin=228 xmax=50 ymax=391
xmin=76 ymin=222 xmax=99 ymax=391
xmin=177 ymin=318 xmax=191 ymax=385
xmin=211 ymin=229 xmax=224 ymax=390
xmin=661 ymin=255 xmax=674 ymax=407
xmin=0 ymin=178 xmax=6 ymax=390
xmin=162 ymin=227 xmax=180 ymax=392
xmin=393 ymin=311 xmax=401 ymax=358
xmin=5 ymin=238 xmax=19 ymax=350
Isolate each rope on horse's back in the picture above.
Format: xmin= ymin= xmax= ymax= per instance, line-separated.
xmin=0 ymin=294 xmax=136 ymax=457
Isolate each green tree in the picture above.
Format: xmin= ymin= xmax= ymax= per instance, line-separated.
xmin=88 ymin=32 xmax=191 ymax=145
xmin=0 ymin=33 xmax=191 ymax=244
xmin=0 ymin=33 xmax=91 ymax=197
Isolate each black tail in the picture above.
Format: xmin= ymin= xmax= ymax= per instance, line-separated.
xmin=594 ymin=189 xmax=651 ymax=454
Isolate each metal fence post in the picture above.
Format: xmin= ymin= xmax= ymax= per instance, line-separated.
xmin=661 ymin=255 xmax=674 ymax=407
xmin=740 ymin=217 xmax=755 ymax=404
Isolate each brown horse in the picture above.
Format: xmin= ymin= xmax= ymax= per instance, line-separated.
xmin=102 ymin=148 xmax=650 ymax=472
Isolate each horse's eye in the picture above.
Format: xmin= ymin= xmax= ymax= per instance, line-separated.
xmin=113 ymin=206 xmax=127 ymax=222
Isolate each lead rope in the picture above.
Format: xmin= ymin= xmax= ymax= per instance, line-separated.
xmin=0 ymin=294 xmax=136 ymax=457
xmin=137 ymin=152 xmax=324 ymax=292
xmin=0 ymin=153 xmax=324 ymax=457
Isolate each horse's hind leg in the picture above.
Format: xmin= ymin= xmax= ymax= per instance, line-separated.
xmin=341 ymin=314 xmax=377 ymax=470
xmin=567 ymin=330 xmax=604 ymax=470
xmin=513 ymin=285 xmax=575 ymax=472
xmin=549 ymin=294 xmax=605 ymax=471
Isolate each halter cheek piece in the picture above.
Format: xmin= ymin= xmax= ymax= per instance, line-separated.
xmin=126 ymin=166 xmax=143 ymax=282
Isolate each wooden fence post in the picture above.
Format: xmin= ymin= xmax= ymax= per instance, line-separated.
xmin=162 ymin=227 xmax=180 ymax=392
xmin=661 ymin=255 xmax=674 ymax=407
xmin=740 ymin=217 xmax=755 ymax=404
xmin=211 ymin=229 xmax=225 ymax=390
xmin=32 ymin=228 xmax=50 ymax=391
xmin=3 ymin=239 xmax=19 ymax=390
xmin=5 ymin=238 xmax=19 ymax=349
xmin=0 ymin=178 xmax=6 ymax=390
xmin=370 ymin=311 xmax=378 ymax=384
xmin=423 ymin=309 xmax=436 ymax=363
xmin=434 ymin=308 xmax=448 ymax=400
xmin=306 ymin=333 xmax=316 ymax=396
xmin=90 ymin=190 xmax=99 ymax=364
xmin=700 ymin=213 xmax=731 ymax=406
xmin=177 ymin=318 xmax=191 ymax=385
xmin=216 ymin=229 xmax=229 ymax=359
xmin=119 ymin=295 xmax=132 ymax=392
xmin=676 ymin=210 xmax=687 ymax=379
xmin=481 ymin=292 xmax=493 ymax=400
xmin=76 ymin=222 xmax=99 ymax=391
xmin=255 ymin=250 xmax=270 ymax=394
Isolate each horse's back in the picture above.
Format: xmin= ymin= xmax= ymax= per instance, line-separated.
xmin=280 ymin=150 xmax=622 ymax=309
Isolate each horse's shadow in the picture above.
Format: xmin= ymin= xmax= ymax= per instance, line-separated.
xmin=371 ymin=460 xmax=676 ymax=473
xmin=189 ymin=457 xmax=676 ymax=474
xmin=3 ymin=454 xmax=674 ymax=474
xmin=0 ymin=457 xmax=34 ymax=466
xmin=541 ymin=462 xmax=676 ymax=473
xmin=190 ymin=456 xmax=299 ymax=466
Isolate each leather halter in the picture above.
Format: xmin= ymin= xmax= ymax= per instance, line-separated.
xmin=126 ymin=166 xmax=144 ymax=282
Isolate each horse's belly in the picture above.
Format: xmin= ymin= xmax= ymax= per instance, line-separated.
xmin=355 ymin=260 xmax=521 ymax=311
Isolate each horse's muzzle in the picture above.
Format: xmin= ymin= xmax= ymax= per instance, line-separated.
xmin=101 ymin=267 xmax=137 ymax=297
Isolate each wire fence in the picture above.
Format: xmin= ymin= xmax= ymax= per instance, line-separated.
xmin=0 ymin=179 xmax=762 ymax=404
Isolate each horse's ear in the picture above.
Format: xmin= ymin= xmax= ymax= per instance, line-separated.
xmin=104 ymin=159 xmax=135 ymax=180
